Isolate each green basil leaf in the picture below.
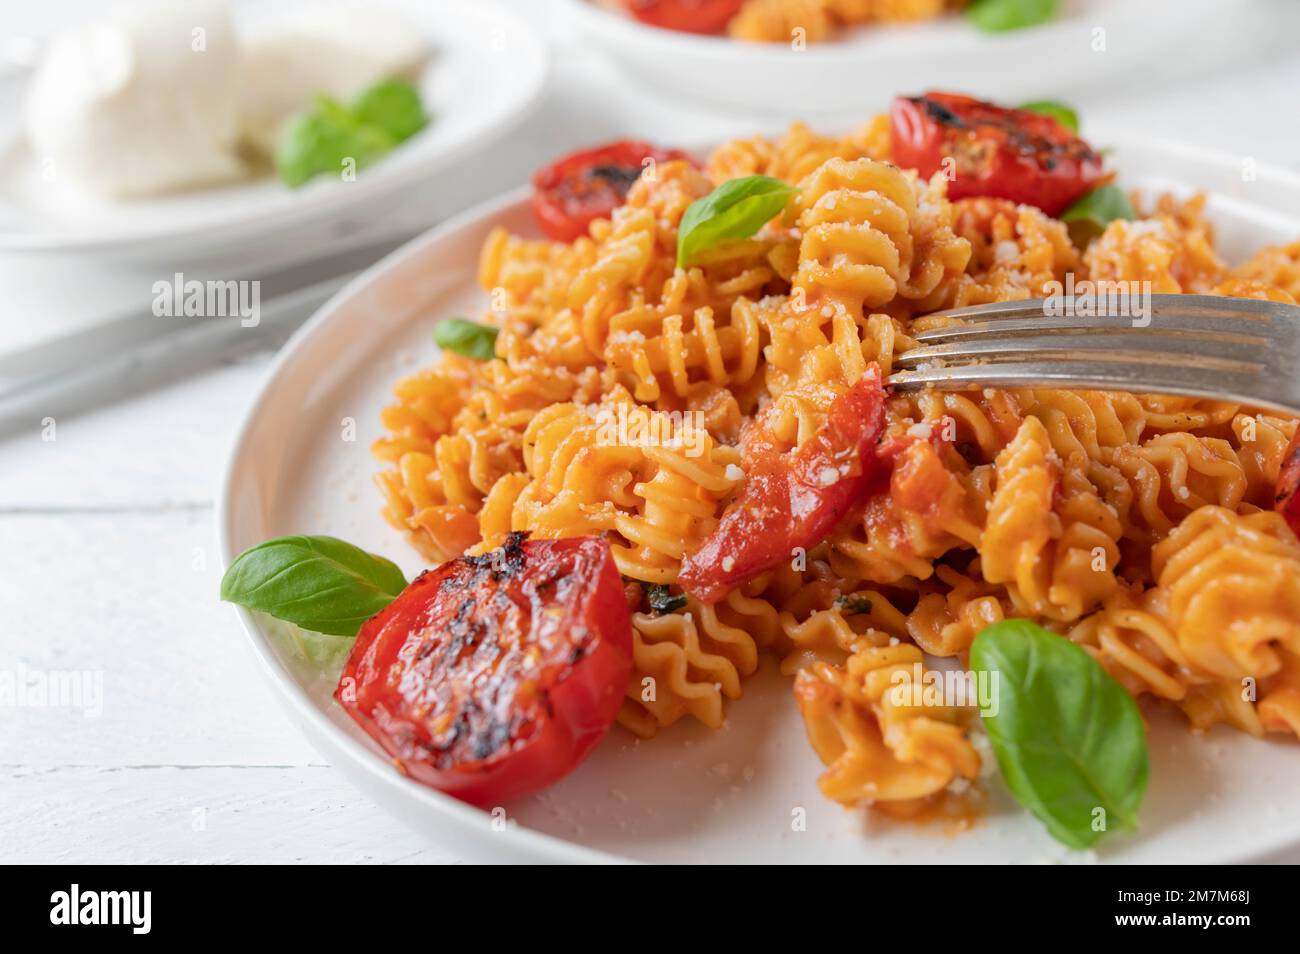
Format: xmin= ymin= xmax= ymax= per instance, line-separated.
xmin=834 ymin=594 xmax=873 ymax=615
xmin=220 ymin=535 xmax=407 ymax=636
xmin=275 ymin=80 xmax=426 ymax=187
xmin=677 ymin=175 xmax=797 ymax=267
xmin=434 ymin=316 xmax=500 ymax=360
xmin=275 ymin=107 xmax=391 ymax=188
xmin=647 ymin=583 xmax=687 ymax=616
xmin=1060 ymin=184 xmax=1136 ymax=245
xmin=352 ymin=79 xmax=428 ymax=142
xmin=970 ymin=619 xmax=1149 ymax=850
xmin=966 ymin=0 xmax=1059 ymax=32
xmin=313 ymin=94 xmax=371 ymax=138
xmin=1019 ymin=99 xmax=1079 ymax=132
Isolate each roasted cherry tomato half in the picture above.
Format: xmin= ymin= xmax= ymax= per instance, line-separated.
xmin=680 ymin=367 xmax=889 ymax=603
xmin=620 ymin=0 xmax=745 ymax=34
xmin=531 ymin=139 xmax=694 ymax=242
xmin=335 ymin=533 xmax=633 ymax=806
xmin=889 ymin=92 xmax=1105 ymax=217
xmin=1276 ymin=429 xmax=1300 ymax=538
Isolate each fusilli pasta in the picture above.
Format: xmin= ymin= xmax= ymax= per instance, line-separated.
xmin=728 ymin=0 xmax=960 ymax=43
xmin=372 ymin=116 xmax=1300 ymax=825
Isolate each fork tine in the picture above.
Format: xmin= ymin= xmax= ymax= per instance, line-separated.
xmin=890 ymin=294 xmax=1300 ymax=415
xmin=886 ymin=360 xmax=1292 ymax=412
xmin=895 ymin=332 xmax=1266 ymax=370
xmin=910 ymin=316 xmax=1273 ymax=345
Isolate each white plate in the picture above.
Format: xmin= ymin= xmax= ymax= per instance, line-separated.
xmin=0 ymin=0 xmax=547 ymax=259
xmin=219 ymin=136 xmax=1300 ymax=864
xmin=561 ymin=0 xmax=1299 ymax=115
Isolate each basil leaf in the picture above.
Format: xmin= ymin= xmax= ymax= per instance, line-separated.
xmin=970 ymin=619 xmax=1149 ymax=850
xmin=647 ymin=583 xmax=687 ymax=616
xmin=220 ymin=535 xmax=407 ymax=636
xmin=677 ymin=175 xmax=797 ymax=267
xmin=1019 ymin=99 xmax=1078 ymax=133
xmin=275 ymin=80 xmax=426 ymax=187
xmin=1060 ymin=184 xmax=1136 ymax=245
xmin=434 ymin=316 xmax=500 ymax=360
xmin=966 ymin=0 xmax=1059 ymax=32
xmin=834 ymin=594 xmax=873 ymax=615
xmin=353 ymin=79 xmax=428 ymax=142
xmin=276 ymin=106 xmax=392 ymax=187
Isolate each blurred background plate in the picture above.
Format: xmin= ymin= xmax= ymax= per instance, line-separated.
xmin=221 ymin=134 xmax=1300 ymax=864
xmin=561 ymin=0 xmax=1300 ymax=116
xmin=0 ymin=0 xmax=547 ymax=259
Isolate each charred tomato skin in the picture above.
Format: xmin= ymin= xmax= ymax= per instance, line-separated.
xmin=889 ymin=91 xmax=1105 ymax=217
xmin=531 ymin=139 xmax=694 ymax=242
xmin=620 ymin=0 xmax=746 ymax=34
xmin=1276 ymin=429 xmax=1300 ymax=538
xmin=335 ymin=534 xmax=633 ymax=806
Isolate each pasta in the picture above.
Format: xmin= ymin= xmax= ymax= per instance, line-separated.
xmin=1082 ymin=199 xmax=1224 ymax=294
xmin=1234 ymin=240 xmax=1300 ymax=301
xmin=1069 ymin=507 xmax=1300 ymax=736
xmin=728 ymin=0 xmax=960 ymax=43
xmin=943 ymin=198 xmax=1079 ymax=307
xmin=794 ymin=643 xmax=982 ymax=810
xmin=707 ymin=118 xmax=891 ymax=187
xmin=373 ymin=114 xmax=1300 ymax=825
xmin=981 ymin=416 xmax=1124 ymax=623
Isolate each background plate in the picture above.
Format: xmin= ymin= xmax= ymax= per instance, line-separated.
xmin=0 ymin=0 xmax=547 ymax=259
xmin=220 ymin=136 xmax=1300 ymax=863
xmin=561 ymin=0 xmax=1300 ymax=116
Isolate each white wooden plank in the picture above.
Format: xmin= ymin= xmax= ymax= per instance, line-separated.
xmin=0 ymin=765 xmax=461 ymax=864
xmin=0 ymin=510 xmax=320 ymax=766
xmin=0 ymin=355 xmax=272 ymax=510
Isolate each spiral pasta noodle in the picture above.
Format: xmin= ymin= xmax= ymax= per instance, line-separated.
xmin=1082 ymin=197 xmax=1225 ymax=294
xmin=1070 ymin=508 xmax=1300 ymax=737
xmin=619 ymin=597 xmax=760 ymax=738
xmin=707 ymin=119 xmax=891 ymax=186
xmin=979 ymin=415 xmax=1125 ymax=623
xmin=1233 ymin=240 xmax=1300 ymax=301
xmin=1151 ymin=507 xmax=1300 ymax=682
xmin=794 ymin=642 xmax=982 ymax=809
xmin=942 ymin=198 xmax=1079 ymax=308
xmin=790 ymin=157 xmax=970 ymax=314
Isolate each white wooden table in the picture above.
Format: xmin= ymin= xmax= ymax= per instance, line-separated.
xmin=3 ymin=1 xmax=1298 ymax=864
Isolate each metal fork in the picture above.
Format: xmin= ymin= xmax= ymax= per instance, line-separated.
xmin=888 ymin=294 xmax=1300 ymax=416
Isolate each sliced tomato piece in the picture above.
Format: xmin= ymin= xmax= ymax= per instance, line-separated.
xmin=679 ymin=367 xmax=889 ymax=603
xmin=621 ymin=0 xmax=745 ymax=34
xmin=335 ymin=533 xmax=633 ymax=806
xmin=1276 ymin=429 xmax=1300 ymax=538
xmin=889 ymin=91 xmax=1105 ymax=217
xmin=531 ymin=139 xmax=694 ymax=242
